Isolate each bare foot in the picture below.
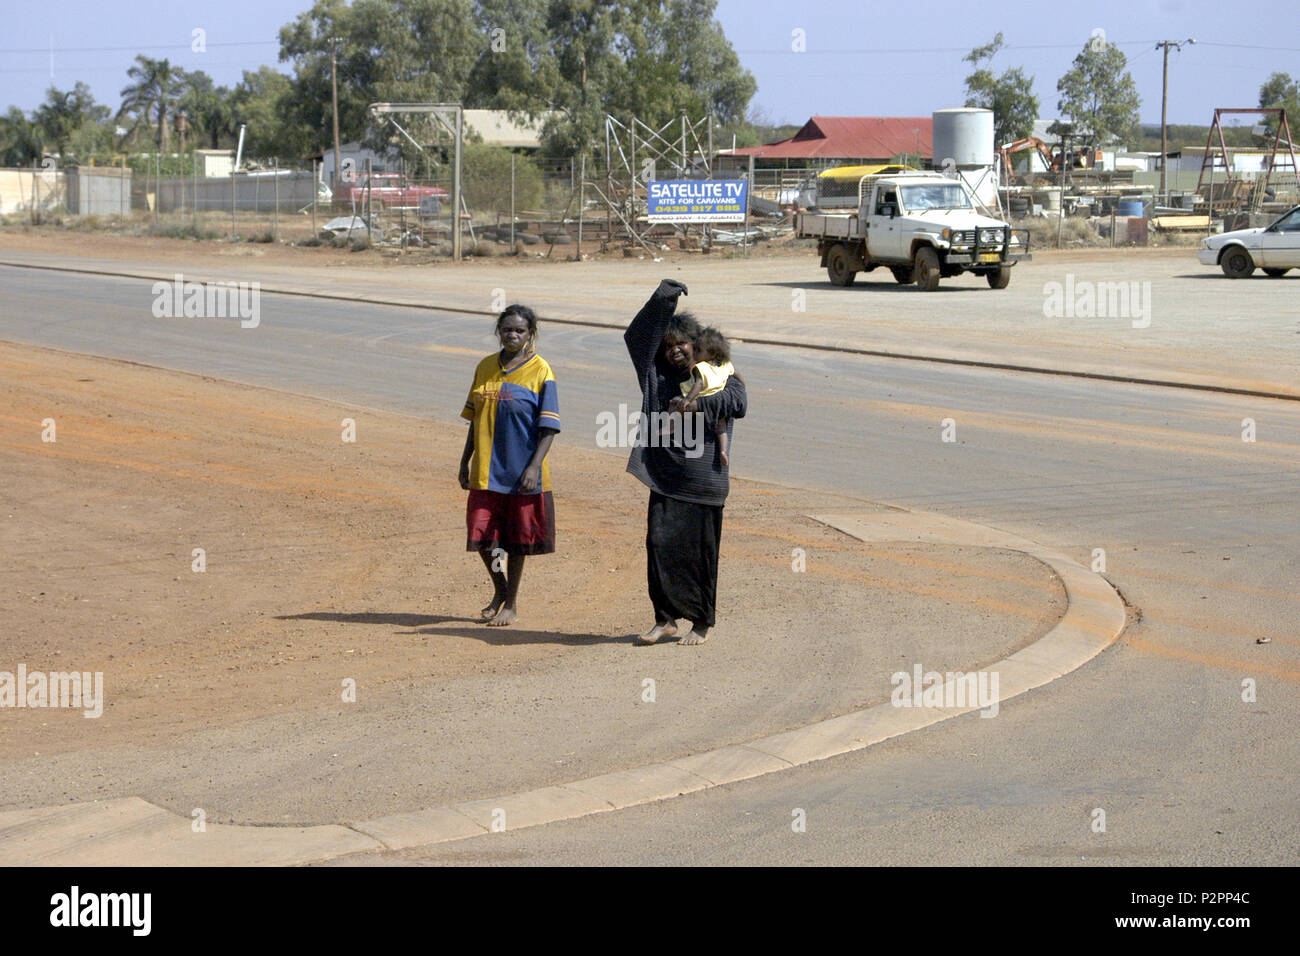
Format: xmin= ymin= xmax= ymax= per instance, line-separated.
xmin=480 ymin=594 xmax=506 ymax=620
xmin=636 ymin=621 xmax=677 ymax=645
xmin=486 ymin=607 xmax=517 ymax=627
xmin=679 ymin=628 xmax=710 ymax=646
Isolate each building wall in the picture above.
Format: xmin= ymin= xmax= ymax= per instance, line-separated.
xmin=0 ymin=168 xmax=67 ymax=215
xmin=322 ymin=143 xmax=389 ymax=188
xmin=195 ymin=151 xmax=234 ymax=178
xmin=67 ymin=167 xmax=132 ymax=215
xmin=1170 ymin=152 xmax=1276 ymax=174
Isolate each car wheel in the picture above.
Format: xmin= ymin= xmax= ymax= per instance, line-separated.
xmin=890 ymin=265 xmax=912 ymax=284
xmin=826 ymin=244 xmax=857 ymax=286
xmin=912 ymin=247 xmax=941 ymax=291
xmin=1220 ymin=246 xmax=1255 ymax=278
xmin=986 ymin=267 xmax=1011 ymax=289
xmin=1263 ymin=268 xmax=1290 ymax=277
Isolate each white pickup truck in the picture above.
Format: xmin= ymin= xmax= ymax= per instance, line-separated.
xmin=796 ymin=171 xmax=1029 ymax=290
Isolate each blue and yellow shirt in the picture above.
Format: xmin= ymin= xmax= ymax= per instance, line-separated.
xmin=461 ymin=352 xmax=561 ymax=493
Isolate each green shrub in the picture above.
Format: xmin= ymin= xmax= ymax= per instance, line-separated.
xmin=461 ymin=144 xmax=544 ymax=217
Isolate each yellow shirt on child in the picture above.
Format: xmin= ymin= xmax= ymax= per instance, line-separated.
xmin=681 ymin=360 xmax=734 ymax=398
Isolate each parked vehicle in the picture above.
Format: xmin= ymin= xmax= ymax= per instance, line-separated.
xmin=796 ymin=171 xmax=1030 ymax=290
xmin=345 ymin=173 xmax=447 ymax=213
xmin=1198 ymin=205 xmax=1300 ymax=277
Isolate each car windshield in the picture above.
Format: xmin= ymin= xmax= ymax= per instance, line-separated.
xmin=900 ymin=183 xmax=971 ymax=212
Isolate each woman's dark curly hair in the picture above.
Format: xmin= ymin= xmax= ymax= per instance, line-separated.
xmin=496 ymin=306 xmax=538 ymax=340
xmin=662 ymin=309 xmax=702 ymax=349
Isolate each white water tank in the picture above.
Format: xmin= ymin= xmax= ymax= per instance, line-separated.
xmin=932 ymin=108 xmax=994 ymax=168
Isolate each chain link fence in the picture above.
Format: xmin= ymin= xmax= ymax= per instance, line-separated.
xmin=3 ymin=145 xmax=798 ymax=256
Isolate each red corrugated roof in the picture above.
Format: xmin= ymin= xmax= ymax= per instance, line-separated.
xmin=728 ymin=116 xmax=933 ymax=160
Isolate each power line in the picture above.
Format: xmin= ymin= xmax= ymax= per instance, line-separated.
xmin=736 ymin=40 xmax=1159 ymax=55
xmin=0 ymin=41 xmax=278 ymax=54
xmin=0 ymin=63 xmax=275 ymax=74
xmin=1194 ymin=41 xmax=1300 ymax=52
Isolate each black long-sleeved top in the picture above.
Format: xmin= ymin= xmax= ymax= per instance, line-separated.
xmin=624 ymin=281 xmax=748 ymax=506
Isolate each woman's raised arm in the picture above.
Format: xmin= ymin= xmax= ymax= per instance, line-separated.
xmin=624 ymin=279 xmax=687 ymax=386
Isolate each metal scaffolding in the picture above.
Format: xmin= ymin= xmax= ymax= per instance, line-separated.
xmin=599 ymin=113 xmax=715 ymax=249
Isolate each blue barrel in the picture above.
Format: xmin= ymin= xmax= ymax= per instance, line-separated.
xmin=1117 ymin=199 xmax=1144 ymax=217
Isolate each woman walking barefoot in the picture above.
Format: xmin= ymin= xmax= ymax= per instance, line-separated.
xmin=624 ymin=279 xmax=747 ymax=646
xmin=459 ymin=305 xmax=561 ymax=626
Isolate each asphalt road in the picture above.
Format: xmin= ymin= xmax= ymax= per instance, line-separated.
xmin=3 ymin=263 xmax=1297 ymax=864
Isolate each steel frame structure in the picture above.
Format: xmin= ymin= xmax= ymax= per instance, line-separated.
xmin=1197 ymin=108 xmax=1299 ymax=216
xmin=600 ymin=113 xmax=715 ymax=249
xmin=368 ymin=103 xmax=465 ymax=259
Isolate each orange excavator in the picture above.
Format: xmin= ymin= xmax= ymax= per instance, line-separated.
xmin=999 ymin=138 xmax=1101 ymax=180
xmin=999 ymin=138 xmax=1055 ymax=179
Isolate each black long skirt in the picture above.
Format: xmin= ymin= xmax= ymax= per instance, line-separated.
xmin=645 ymin=490 xmax=724 ymax=628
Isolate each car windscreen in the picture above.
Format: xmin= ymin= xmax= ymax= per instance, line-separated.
xmin=900 ymin=183 xmax=971 ymax=212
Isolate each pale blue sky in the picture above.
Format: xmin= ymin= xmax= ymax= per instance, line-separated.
xmin=3 ymin=0 xmax=1297 ymax=128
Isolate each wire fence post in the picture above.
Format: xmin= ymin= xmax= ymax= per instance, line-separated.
xmin=273 ymin=159 xmax=280 ymax=243
xmin=311 ymin=159 xmax=318 ymax=239
xmin=744 ymin=154 xmax=754 ymax=256
xmin=577 ymin=154 xmax=585 ymax=259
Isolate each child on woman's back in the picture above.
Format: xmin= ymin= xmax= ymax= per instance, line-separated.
xmin=673 ymin=326 xmax=742 ymax=465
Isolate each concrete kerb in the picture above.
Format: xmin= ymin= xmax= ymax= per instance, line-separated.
xmin=2 ymin=257 xmax=1298 ymax=403
xmin=0 ymin=505 xmax=1126 ymax=865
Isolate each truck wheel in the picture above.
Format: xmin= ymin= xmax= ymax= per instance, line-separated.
xmin=912 ymin=247 xmax=941 ymax=291
xmin=986 ymin=267 xmax=1011 ymax=289
xmin=1263 ymin=268 xmax=1289 ymax=277
xmin=1220 ymin=246 xmax=1255 ymax=278
xmin=826 ymin=244 xmax=857 ymax=286
xmin=890 ymin=265 xmax=912 ymax=284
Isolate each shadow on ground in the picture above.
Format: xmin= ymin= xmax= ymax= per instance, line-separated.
xmin=278 ymin=610 xmax=630 ymax=647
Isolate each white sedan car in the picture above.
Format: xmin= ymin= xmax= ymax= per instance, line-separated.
xmin=1199 ymin=205 xmax=1300 ymax=277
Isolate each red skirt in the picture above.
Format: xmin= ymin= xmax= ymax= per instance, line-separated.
xmin=466 ymin=489 xmax=556 ymax=555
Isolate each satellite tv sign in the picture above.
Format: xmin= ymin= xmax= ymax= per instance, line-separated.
xmin=648 ymin=179 xmax=748 ymax=223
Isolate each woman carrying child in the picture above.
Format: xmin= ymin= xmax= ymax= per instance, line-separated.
xmin=624 ymin=280 xmax=747 ymax=646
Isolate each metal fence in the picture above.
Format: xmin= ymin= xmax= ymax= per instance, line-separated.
xmin=3 ymin=148 xmax=798 ymax=255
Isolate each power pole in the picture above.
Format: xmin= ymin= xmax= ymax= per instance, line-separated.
xmin=1156 ymin=38 xmax=1195 ymax=203
xmin=330 ymin=37 xmax=342 ymax=191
